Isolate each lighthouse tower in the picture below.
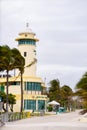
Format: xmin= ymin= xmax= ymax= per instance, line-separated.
xmin=15 ymin=23 xmax=39 ymax=77
xmin=0 ymin=23 xmax=48 ymax=112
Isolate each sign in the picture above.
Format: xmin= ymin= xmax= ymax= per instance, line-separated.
xmin=36 ymin=95 xmax=47 ymax=99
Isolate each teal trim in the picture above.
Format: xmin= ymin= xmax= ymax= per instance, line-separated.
xmin=0 ymin=85 xmax=5 ymax=92
xmin=24 ymin=100 xmax=36 ymax=110
xmin=18 ymin=39 xmax=36 ymax=45
xmin=38 ymin=100 xmax=45 ymax=110
xmin=24 ymin=82 xmax=27 ymax=90
xmin=24 ymin=82 xmax=41 ymax=91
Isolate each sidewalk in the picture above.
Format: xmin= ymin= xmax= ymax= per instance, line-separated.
xmin=0 ymin=110 xmax=87 ymax=130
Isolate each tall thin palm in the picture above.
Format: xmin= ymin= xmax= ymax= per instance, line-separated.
xmin=19 ymin=58 xmax=37 ymax=112
xmin=12 ymin=48 xmax=25 ymax=112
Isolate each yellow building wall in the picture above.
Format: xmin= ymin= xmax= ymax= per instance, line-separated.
xmin=13 ymin=94 xmax=48 ymax=112
xmin=16 ymin=44 xmax=37 ymax=77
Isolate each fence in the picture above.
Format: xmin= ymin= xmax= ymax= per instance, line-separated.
xmin=0 ymin=110 xmax=45 ymax=123
xmin=0 ymin=112 xmax=30 ymax=122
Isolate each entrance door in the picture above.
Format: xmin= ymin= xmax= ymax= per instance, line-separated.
xmin=38 ymin=100 xmax=45 ymax=111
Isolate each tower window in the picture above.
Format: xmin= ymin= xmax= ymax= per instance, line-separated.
xmin=24 ymin=52 xmax=27 ymax=57
xmin=24 ymin=82 xmax=41 ymax=91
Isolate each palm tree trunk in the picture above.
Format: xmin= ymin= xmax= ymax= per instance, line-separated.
xmin=20 ymin=72 xmax=23 ymax=112
xmin=6 ymin=70 xmax=9 ymax=112
xmin=2 ymin=103 xmax=6 ymax=112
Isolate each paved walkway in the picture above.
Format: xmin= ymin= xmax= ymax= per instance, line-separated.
xmin=1 ymin=110 xmax=87 ymax=130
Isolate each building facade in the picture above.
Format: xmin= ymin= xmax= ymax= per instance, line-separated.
xmin=0 ymin=26 xmax=48 ymax=112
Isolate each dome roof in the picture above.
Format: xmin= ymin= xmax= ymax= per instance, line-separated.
xmin=15 ymin=23 xmax=39 ymax=42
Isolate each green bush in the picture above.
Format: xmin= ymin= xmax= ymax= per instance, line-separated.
xmin=47 ymin=105 xmax=53 ymax=112
xmin=8 ymin=112 xmax=31 ymax=122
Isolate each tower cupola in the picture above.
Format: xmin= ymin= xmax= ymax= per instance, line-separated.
xmin=15 ymin=24 xmax=39 ymax=77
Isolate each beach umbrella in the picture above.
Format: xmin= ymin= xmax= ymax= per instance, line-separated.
xmin=48 ymin=100 xmax=60 ymax=106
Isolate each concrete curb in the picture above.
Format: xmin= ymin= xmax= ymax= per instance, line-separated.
xmin=79 ymin=113 xmax=87 ymax=122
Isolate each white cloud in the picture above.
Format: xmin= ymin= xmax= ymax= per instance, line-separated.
xmin=37 ymin=64 xmax=87 ymax=72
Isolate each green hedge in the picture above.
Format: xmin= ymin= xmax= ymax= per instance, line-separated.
xmin=8 ymin=112 xmax=30 ymax=122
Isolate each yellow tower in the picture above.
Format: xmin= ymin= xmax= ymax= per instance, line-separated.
xmin=15 ymin=23 xmax=39 ymax=77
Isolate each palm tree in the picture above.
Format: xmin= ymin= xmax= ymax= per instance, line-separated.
xmin=48 ymin=79 xmax=60 ymax=102
xmin=16 ymin=57 xmax=37 ymax=112
xmin=12 ymin=49 xmax=37 ymax=112
xmin=75 ymin=72 xmax=87 ymax=110
xmin=11 ymin=48 xmax=25 ymax=112
xmin=20 ymin=58 xmax=37 ymax=112
xmin=17 ymin=56 xmax=25 ymax=113
xmin=60 ymin=85 xmax=73 ymax=111
xmin=0 ymin=45 xmax=16 ymax=112
xmin=0 ymin=45 xmax=37 ymax=112
xmin=0 ymin=46 xmax=25 ymax=112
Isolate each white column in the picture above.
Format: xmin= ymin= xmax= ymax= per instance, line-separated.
xmin=36 ymin=100 xmax=38 ymax=111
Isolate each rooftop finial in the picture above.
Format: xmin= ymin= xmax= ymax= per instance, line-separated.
xmin=25 ymin=22 xmax=33 ymax=33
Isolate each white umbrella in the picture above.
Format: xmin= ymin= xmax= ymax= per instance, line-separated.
xmin=48 ymin=100 xmax=60 ymax=106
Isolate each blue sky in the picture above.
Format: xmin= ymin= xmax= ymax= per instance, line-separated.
xmin=1 ymin=0 xmax=87 ymax=90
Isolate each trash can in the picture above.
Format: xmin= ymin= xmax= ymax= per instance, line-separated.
xmin=40 ymin=110 xmax=45 ymax=116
